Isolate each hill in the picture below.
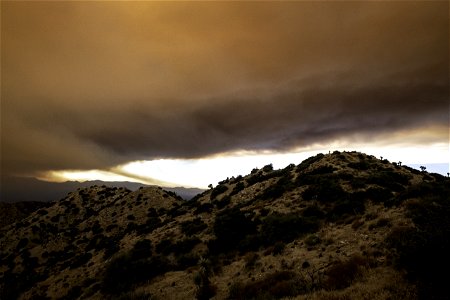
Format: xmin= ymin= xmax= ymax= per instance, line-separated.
xmin=0 ymin=151 xmax=449 ymax=300
xmin=0 ymin=201 xmax=52 ymax=228
xmin=1 ymin=177 xmax=204 ymax=202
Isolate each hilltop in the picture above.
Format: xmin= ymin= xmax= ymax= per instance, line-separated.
xmin=1 ymin=177 xmax=204 ymax=203
xmin=1 ymin=151 xmax=449 ymax=300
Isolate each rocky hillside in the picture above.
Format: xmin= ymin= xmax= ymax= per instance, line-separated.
xmin=0 ymin=202 xmax=52 ymax=228
xmin=1 ymin=151 xmax=449 ymax=300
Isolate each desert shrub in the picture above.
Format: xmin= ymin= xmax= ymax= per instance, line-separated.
xmin=101 ymin=253 xmax=171 ymax=295
xmin=324 ymin=254 xmax=368 ymax=290
xmin=209 ymin=208 xmax=256 ymax=254
xmin=130 ymin=239 xmax=152 ymax=260
xmin=176 ymin=253 xmax=199 ymax=270
xmin=301 ymin=205 xmax=325 ymax=219
xmin=149 ymin=237 xmax=190 ymax=257
xmin=304 ymin=234 xmax=321 ymax=247
xmin=351 ymin=218 xmax=365 ymax=230
xmin=37 ymin=209 xmax=48 ymax=216
xmin=103 ymin=239 xmax=121 ymax=260
xmin=194 ymin=203 xmax=214 ymax=215
xmin=228 ymin=271 xmax=307 ymax=299
xmin=244 ymin=252 xmax=259 ymax=269
xmin=301 ymin=178 xmax=348 ymax=203
xmin=245 ymin=165 xmax=294 ymax=187
xmin=397 ymin=181 xmax=442 ymax=203
xmin=146 ymin=207 xmax=158 ymax=217
xmin=65 ymin=285 xmax=82 ymax=300
xmin=70 ymin=252 xmax=92 ymax=269
xmin=367 ymin=171 xmax=410 ymax=192
xmin=349 ymin=177 xmax=366 ymax=189
xmin=155 ymin=239 xmax=174 ymax=255
xmin=163 ymin=190 xmax=183 ymax=201
xmin=16 ymin=238 xmax=29 ymax=251
xmin=272 ymin=241 xmax=285 ymax=255
xmin=0 ymin=268 xmax=44 ymax=300
xmin=327 ymin=197 xmax=365 ymax=221
xmin=386 ymin=181 xmax=450 ymax=299
xmin=230 ymin=181 xmax=245 ymax=196
xmin=181 ymin=218 xmax=208 ymax=236
xmin=245 ymin=172 xmax=266 ymax=186
xmin=194 ymin=258 xmax=217 ymax=300
xmin=50 ymin=215 xmax=60 ymax=223
xmin=262 ymin=164 xmax=274 ymax=172
xmin=338 ymin=172 xmax=354 ymax=181
xmin=172 ymin=237 xmax=201 ymax=255
xmin=296 ymin=153 xmax=325 ymax=173
xmin=210 ymin=184 xmax=228 ymax=200
xmin=230 ymin=175 xmax=243 ymax=184
xmin=135 ymin=217 xmax=162 ymax=235
xmin=92 ymin=221 xmax=103 ymax=235
xmin=307 ymin=165 xmax=337 ymax=175
xmin=167 ymin=206 xmax=187 ymax=218
xmin=259 ymin=213 xmax=319 ymax=245
xmin=259 ymin=174 xmax=294 ymax=200
xmin=105 ymin=224 xmax=118 ymax=232
xmin=363 ymin=187 xmax=393 ymax=204
xmin=215 ymin=195 xmax=231 ymax=209
xmin=368 ymin=218 xmax=391 ymax=230
xmin=348 ymin=161 xmax=370 ymax=170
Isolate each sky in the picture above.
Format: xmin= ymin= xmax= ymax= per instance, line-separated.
xmin=1 ymin=1 xmax=449 ymax=189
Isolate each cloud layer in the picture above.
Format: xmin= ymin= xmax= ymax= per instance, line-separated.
xmin=1 ymin=1 xmax=448 ymax=177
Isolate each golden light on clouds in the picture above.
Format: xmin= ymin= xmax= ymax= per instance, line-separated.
xmin=41 ymin=137 xmax=449 ymax=189
xmin=2 ymin=1 xmax=448 ymax=191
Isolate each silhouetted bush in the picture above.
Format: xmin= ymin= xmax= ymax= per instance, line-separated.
xmin=135 ymin=216 xmax=162 ymax=235
xmin=301 ymin=205 xmax=325 ymax=219
xmin=230 ymin=182 xmax=245 ymax=196
xmin=324 ymin=254 xmax=368 ymax=290
xmin=263 ymin=164 xmax=274 ymax=172
xmin=307 ymin=165 xmax=337 ymax=175
xmin=130 ymin=239 xmax=152 ymax=260
xmin=181 ymin=218 xmax=208 ymax=236
xmin=210 ymin=184 xmax=228 ymax=200
xmin=302 ymin=178 xmax=349 ymax=203
xmin=327 ymin=197 xmax=365 ymax=221
xmin=16 ymin=238 xmax=29 ymax=251
xmin=296 ymin=153 xmax=325 ymax=173
xmin=194 ymin=203 xmax=214 ymax=215
xmin=259 ymin=213 xmax=320 ymax=245
xmin=167 ymin=206 xmax=188 ymax=218
xmin=172 ymin=237 xmax=201 ymax=255
xmin=155 ymin=239 xmax=173 ymax=255
xmin=386 ymin=180 xmax=450 ymax=299
xmin=209 ymin=208 xmax=256 ymax=254
xmin=304 ymin=234 xmax=321 ymax=247
xmin=259 ymin=174 xmax=294 ymax=200
xmin=214 ymin=195 xmax=231 ymax=209
xmin=228 ymin=271 xmax=307 ymax=299
xmin=176 ymin=253 xmax=199 ymax=270
xmin=368 ymin=171 xmax=410 ymax=192
xmin=101 ymin=253 xmax=171 ymax=295
xmin=70 ymin=252 xmax=92 ymax=269
xmin=348 ymin=161 xmax=370 ymax=170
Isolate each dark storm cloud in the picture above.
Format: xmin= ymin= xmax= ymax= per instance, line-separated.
xmin=27 ymin=66 xmax=447 ymax=158
xmin=1 ymin=1 xmax=448 ymax=176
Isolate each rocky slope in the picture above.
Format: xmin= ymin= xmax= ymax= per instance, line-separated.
xmin=1 ymin=151 xmax=449 ymax=300
xmin=0 ymin=202 xmax=52 ymax=228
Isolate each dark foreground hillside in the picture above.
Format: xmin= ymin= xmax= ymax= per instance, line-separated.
xmin=1 ymin=151 xmax=449 ymax=300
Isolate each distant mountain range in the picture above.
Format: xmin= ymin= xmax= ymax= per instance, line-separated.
xmin=0 ymin=176 xmax=205 ymax=203
xmin=1 ymin=151 xmax=449 ymax=299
